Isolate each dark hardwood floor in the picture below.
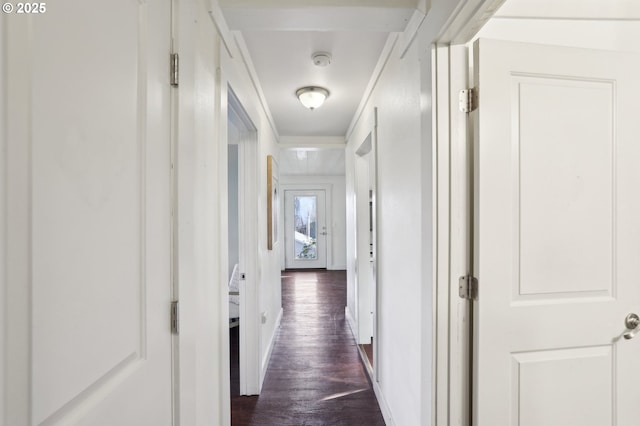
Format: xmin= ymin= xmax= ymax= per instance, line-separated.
xmin=230 ymin=269 xmax=385 ymax=426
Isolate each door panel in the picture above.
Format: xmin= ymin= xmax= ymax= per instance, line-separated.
xmin=517 ymin=76 xmax=613 ymax=299
xmin=473 ymin=39 xmax=640 ymax=426
xmin=512 ymin=346 xmax=612 ymax=426
xmin=5 ymin=1 xmax=173 ymax=424
xmin=284 ymin=190 xmax=327 ymax=269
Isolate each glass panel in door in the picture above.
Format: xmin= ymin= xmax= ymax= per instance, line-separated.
xmin=294 ymin=195 xmax=317 ymax=260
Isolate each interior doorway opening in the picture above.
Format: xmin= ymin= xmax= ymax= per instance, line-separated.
xmin=226 ymin=86 xmax=260 ymax=400
xmin=354 ymin=126 xmax=378 ymax=380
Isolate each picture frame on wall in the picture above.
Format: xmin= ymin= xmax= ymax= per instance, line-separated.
xmin=267 ymin=155 xmax=279 ymax=250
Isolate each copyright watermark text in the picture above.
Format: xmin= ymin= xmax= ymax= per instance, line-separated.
xmin=3 ymin=3 xmax=47 ymax=13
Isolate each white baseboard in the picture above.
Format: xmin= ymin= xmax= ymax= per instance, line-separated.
xmin=345 ymin=306 xmax=358 ymax=341
xmin=354 ymin=331 xmax=394 ymax=425
xmin=260 ymin=307 xmax=283 ymax=387
xmin=372 ymin=379 xmax=395 ymax=425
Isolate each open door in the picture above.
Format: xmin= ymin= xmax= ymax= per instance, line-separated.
xmin=472 ymin=38 xmax=640 ymax=425
xmin=4 ymin=1 xmax=173 ymax=424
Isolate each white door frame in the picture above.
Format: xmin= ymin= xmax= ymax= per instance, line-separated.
xmin=352 ymin=109 xmax=380 ymax=383
xmin=227 ymin=87 xmax=261 ymax=395
xmin=354 ymin=134 xmax=375 ymax=345
xmin=432 ymin=1 xmax=508 ymax=424
xmin=280 ymin=183 xmax=333 ymax=270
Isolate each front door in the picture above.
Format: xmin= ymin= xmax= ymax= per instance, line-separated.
xmin=284 ymin=190 xmax=328 ymax=269
xmin=472 ymin=39 xmax=640 ymax=425
xmin=4 ymin=1 xmax=174 ymax=424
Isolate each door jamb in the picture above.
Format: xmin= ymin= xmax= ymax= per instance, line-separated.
xmin=433 ymin=1 xmax=505 ymax=424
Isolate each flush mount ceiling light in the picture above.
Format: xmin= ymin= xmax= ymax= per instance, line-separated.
xmin=296 ymin=86 xmax=330 ymax=110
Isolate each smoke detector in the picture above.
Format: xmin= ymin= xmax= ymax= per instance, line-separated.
xmin=311 ymin=52 xmax=331 ymax=67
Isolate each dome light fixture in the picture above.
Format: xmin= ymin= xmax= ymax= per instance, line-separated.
xmin=296 ymin=86 xmax=330 ymax=110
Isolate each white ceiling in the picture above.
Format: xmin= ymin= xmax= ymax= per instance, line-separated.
xmin=220 ymin=0 xmax=639 ymax=177
xmin=220 ymin=1 xmax=418 ymax=138
xmin=240 ymin=30 xmax=389 ymax=137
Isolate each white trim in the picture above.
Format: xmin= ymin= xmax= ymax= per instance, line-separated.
xmin=372 ymin=380 xmax=395 ymax=426
xmin=260 ymin=307 xmax=283 ymax=386
xmin=345 ymin=33 xmax=398 ymax=142
xmin=231 ymin=33 xmax=281 ymax=142
xmin=207 ymin=0 xmax=236 ymax=59
xmin=433 ymin=41 xmax=474 ymax=426
xmin=279 ymin=135 xmax=345 ymax=147
xmin=433 ymin=1 xmax=504 ymax=424
xmin=345 ymin=306 xmax=358 ymax=341
xmin=220 ymin=5 xmax=418 ymax=32
xmin=399 ymin=9 xmax=427 ymax=59
xmin=354 ymin=145 xmax=374 ymax=345
xmin=228 ymin=86 xmax=262 ymax=396
xmin=436 ymin=0 xmax=507 ymax=44
xmin=207 ymin=2 xmax=281 ymax=142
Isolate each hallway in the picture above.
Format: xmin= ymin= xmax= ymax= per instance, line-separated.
xmin=231 ymin=270 xmax=385 ymax=425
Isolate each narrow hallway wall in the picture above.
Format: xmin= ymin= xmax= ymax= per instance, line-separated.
xmin=344 ymin=0 xmax=480 ymax=424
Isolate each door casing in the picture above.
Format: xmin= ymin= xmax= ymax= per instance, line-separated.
xmin=228 ymin=87 xmax=261 ymax=396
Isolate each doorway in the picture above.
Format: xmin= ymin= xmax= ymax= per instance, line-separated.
xmin=434 ymin=2 xmax=640 ymax=424
xmin=354 ymin=125 xmax=378 ymax=379
xmin=284 ymin=189 xmax=328 ymax=269
xmin=227 ymin=87 xmax=261 ymax=397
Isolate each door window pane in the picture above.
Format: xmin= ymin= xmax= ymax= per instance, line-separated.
xmin=294 ymin=196 xmax=317 ymax=260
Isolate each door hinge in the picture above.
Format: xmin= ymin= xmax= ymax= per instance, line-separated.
xmin=459 ymin=88 xmax=477 ymax=113
xmin=459 ymin=275 xmax=478 ymax=300
xmin=170 ymin=53 xmax=179 ymax=87
xmin=171 ymin=301 xmax=179 ymax=334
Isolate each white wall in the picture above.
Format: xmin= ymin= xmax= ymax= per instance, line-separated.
xmin=279 ymin=174 xmax=347 ymax=270
xmin=175 ymin=0 xmax=282 ymax=423
xmin=175 ymin=1 xmax=222 ymax=423
xmin=344 ymin=0 xmax=476 ymax=424
xmin=218 ymin=27 xmax=283 ymax=393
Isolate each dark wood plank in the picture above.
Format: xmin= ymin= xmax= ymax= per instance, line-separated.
xmin=230 ymin=270 xmax=385 ymax=425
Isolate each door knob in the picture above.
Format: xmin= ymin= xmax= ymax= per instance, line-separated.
xmin=624 ymin=313 xmax=640 ymax=340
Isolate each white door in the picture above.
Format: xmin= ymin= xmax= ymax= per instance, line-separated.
xmin=4 ymin=1 xmax=173 ymax=424
xmin=472 ymin=38 xmax=640 ymax=426
xmin=284 ymin=190 xmax=327 ymax=269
